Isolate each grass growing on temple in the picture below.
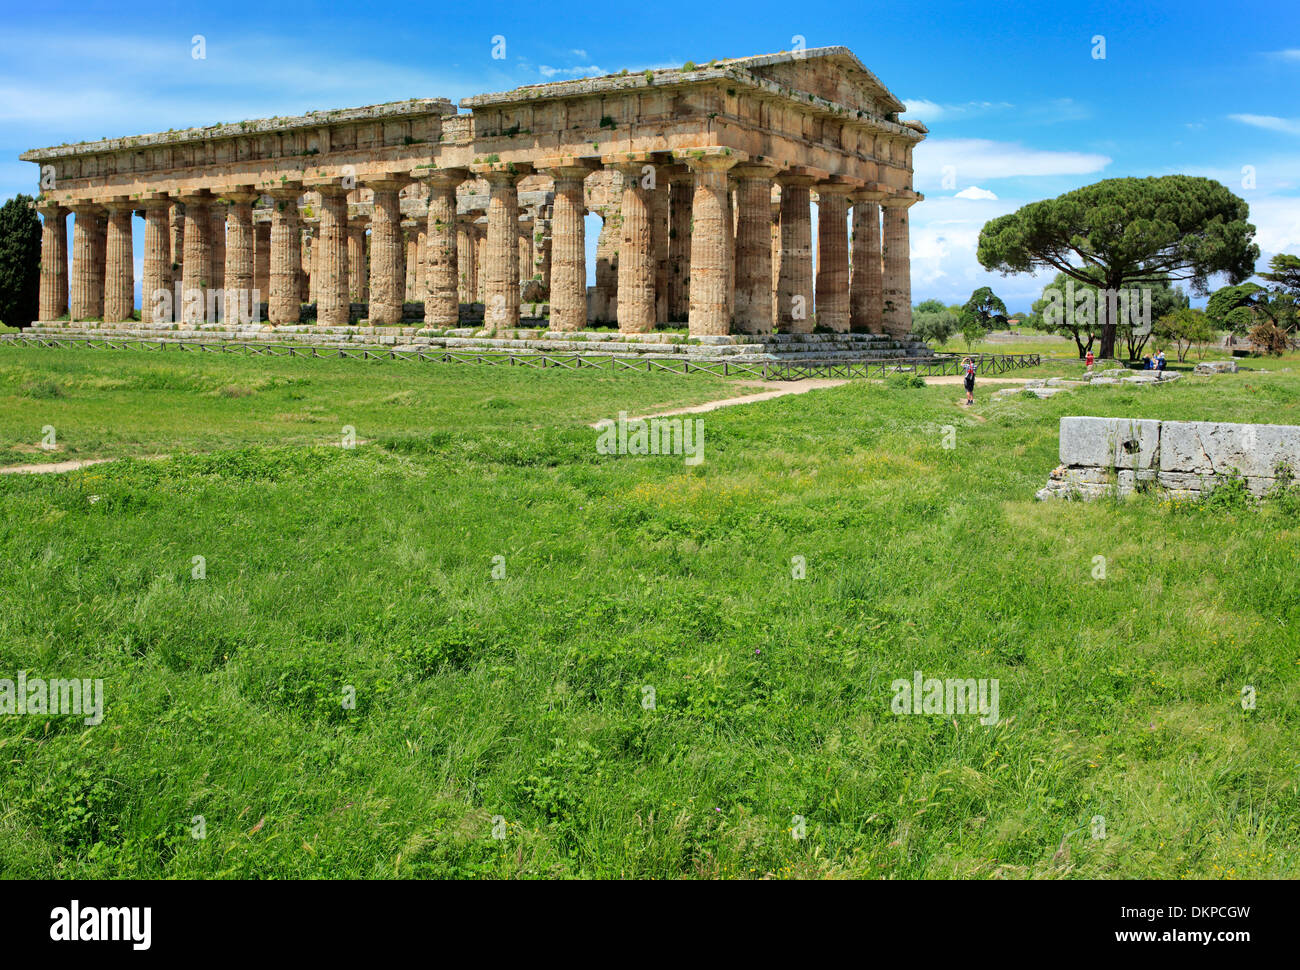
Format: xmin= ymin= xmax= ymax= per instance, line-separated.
xmin=0 ymin=347 xmax=1297 ymax=878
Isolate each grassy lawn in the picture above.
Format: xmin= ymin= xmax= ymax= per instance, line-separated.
xmin=0 ymin=345 xmax=1297 ymax=878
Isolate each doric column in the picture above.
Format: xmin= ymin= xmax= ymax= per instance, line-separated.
xmin=347 ymin=218 xmax=368 ymax=303
xmin=306 ymin=220 xmax=320 ymax=306
xmin=732 ymin=164 xmax=777 ymax=334
xmin=679 ymin=151 xmax=739 ymax=337
xmin=169 ymin=204 xmax=184 ymax=284
xmin=102 ymin=201 xmax=134 ymax=323
xmin=417 ymin=168 xmax=469 ymax=327
xmin=850 ymin=191 xmax=884 ymax=333
xmin=297 ymin=228 xmax=311 ymax=304
xmin=209 ymin=204 xmax=227 ymax=294
xmin=608 ymin=158 xmax=655 ymax=333
xmin=776 ymin=171 xmax=815 ymax=333
xmin=668 ymin=174 xmax=692 ymax=322
xmin=140 ymin=199 xmax=171 ymax=324
xmin=178 ymin=192 xmax=212 ymax=324
xmin=224 ymin=189 xmax=258 ymax=307
xmin=538 ymin=160 xmax=596 ymax=332
xmin=477 ymin=165 xmax=528 ymax=330
xmin=365 ymin=179 xmax=405 ymax=325
xmin=815 ymin=182 xmax=854 ymax=333
xmin=770 ymin=200 xmax=781 ymax=330
xmin=651 ymin=176 xmax=671 ymax=324
xmin=314 ymin=186 xmax=350 ymax=327
xmin=36 ymin=204 xmax=68 ymax=321
xmin=266 ymin=184 xmax=303 ymax=325
xmin=593 ymin=210 xmax=619 ymax=324
xmin=254 ymin=220 xmax=271 ymax=304
xmin=69 ymin=204 xmax=102 ymax=321
xmin=404 ymin=228 xmax=417 ymax=303
xmin=457 ymin=222 xmax=473 ymax=303
xmin=725 ymin=182 xmax=736 ymax=322
xmin=474 ymin=225 xmax=487 ymax=303
xmin=881 ymin=195 xmax=917 ymax=338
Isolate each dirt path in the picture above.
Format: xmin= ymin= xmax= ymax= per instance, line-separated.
xmin=0 ymin=457 xmax=116 ymax=475
xmin=598 ymin=378 xmax=849 ymax=424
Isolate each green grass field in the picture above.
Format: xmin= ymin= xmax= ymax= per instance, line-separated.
xmin=1 ymin=346 xmax=1297 ymax=878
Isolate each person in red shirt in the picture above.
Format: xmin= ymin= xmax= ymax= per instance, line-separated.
xmin=1085 ymin=349 xmax=1095 ymax=374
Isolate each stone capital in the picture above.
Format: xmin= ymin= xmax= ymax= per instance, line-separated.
xmin=776 ymin=165 xmax=827 ymax=188
xmin=881 ymin=190 xmax=921 ymax=208
xmin=732 ymin=162 xmax=779 ymax=181
xmin=815 ymin=176 xmax=863 ymax=196
xmin=411 ymin=165 xmax=471 ymax=188
xmin=361 ymin=175 xmax=411 ymax=192
xmin=176 ymin=190 xmax=215 ymax=207
xmin=471 ymin=162 xmax=533 ymax=183
xmin=672 ymin=146 xmax=748 ymax=172
xmin=220 ymin=186 xmax=261 ymax=205
xmin=265 ymin=181 xmax=304 ymax=202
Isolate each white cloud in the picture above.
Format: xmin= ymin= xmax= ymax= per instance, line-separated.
xmin=1265 ymin=49 xmax=1300 ymax=61
xmin=913 ymin=138 xmax=1111 ymax=186
xmin=571 ymin=49 xmax=588 ymax=59
xmin=538 ymin=64 xmax=606 ymax=79
xmin=902 ymin=99 xmax=1013 ymax=122
xmin=1229 ymin=113 xmax=1300 ymax=136
xmin=954 ymin=186 xmax=998 ymax=200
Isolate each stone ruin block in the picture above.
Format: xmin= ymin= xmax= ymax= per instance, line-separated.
xmin=1059 ymin=416 xmax=1161 ymax=471
xmin=1159 ymin=421 xmax=1300 ymax=479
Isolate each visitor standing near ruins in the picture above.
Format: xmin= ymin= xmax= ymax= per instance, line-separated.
xmin=963 ymin=357 xmax=976 ymax=405
xmin=1156 ymin=349 xmax=1167 ymax=375
xmin=1085 ymin=349 xmax=1095 ymax=374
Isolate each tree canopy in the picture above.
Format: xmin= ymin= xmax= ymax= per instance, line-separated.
xmin=977 ymin=176 xmax=1258 ymax=358
xmin=0 ymin=194 xmax=41 ymax=328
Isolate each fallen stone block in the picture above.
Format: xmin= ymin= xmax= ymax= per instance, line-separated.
xmin=1059 ymin=416 xmax=1161 ymax=470
xmin=1194 ymin=359 xmax=1239 ymax=375
xmin=1159 ymin=421 xmax=1300 ymax=478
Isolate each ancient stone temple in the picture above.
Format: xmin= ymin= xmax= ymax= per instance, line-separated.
xmin=22 ymin=47 xmax=925 ymax=341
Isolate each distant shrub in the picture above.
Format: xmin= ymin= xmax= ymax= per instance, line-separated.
xmin=887 ymin=371 xmax=926 ymax=389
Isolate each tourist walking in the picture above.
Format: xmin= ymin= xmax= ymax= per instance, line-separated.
xmin=963 ymin=356 xmax=976 ymax=405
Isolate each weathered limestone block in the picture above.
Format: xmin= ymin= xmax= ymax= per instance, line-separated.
xmin=1059 ymin=416 xmax=1161 ymax=470
xmin=1159 ymin=421 xmax=1300 ymax=479
xmin=1194 ymin=359 xmax=1239 ymax=375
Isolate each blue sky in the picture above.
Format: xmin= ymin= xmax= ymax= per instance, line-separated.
xmin=3 ymin=0 xmax=1297 ymax=312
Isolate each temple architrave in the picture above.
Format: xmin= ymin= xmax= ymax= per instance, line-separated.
xmin=22 ymin=47 xmax=925 ymax=339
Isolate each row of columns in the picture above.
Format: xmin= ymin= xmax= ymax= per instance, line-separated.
xmin=36 ymin=160 xmax=913 ymax=336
